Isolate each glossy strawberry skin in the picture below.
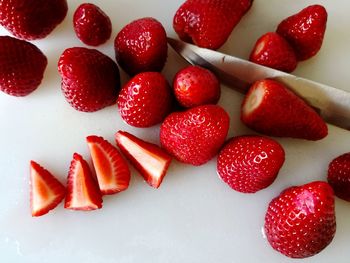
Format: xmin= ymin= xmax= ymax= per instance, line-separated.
xmin=276 ymin=5 xmax=328 ymax=61
xmin=328 ymin=153 xmax=350 ymax=202
xmin=73 ymin=3 xmax=112 ymax=46
xmin=114 ymin=17 xmax=168 ymax=76
xmin=217 ymin=136 xmax=285 ymax=193
xmin=249 ymin=32 xmax=297 ymax=73
xmin=58 ymin=47 xmax=120 ymax=112
xmin=160 ymin=105 xmax=230 ymax=166
xmin=0 ymin=0 xmax=68 ymax=40
xmin=0 ymin=36 xmax=47 ymax=97
xmin=264 ymin=181 xmax=336 ymax=258
xmin=173 ymin=0 xmax=253 ymax=50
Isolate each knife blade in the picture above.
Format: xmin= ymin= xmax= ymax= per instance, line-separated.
xmin=167 ymin=37 xmax=350 ymax=131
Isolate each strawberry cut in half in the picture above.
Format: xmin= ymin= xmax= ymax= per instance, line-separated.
xmin=30 ymin=161 xmax=66 ymax=217
xmin=87 ymin=135 xmax=130 ymax=195
xmin=115 ymin=131 xmax=172 ymax=188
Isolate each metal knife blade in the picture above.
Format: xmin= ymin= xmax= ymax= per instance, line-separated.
xmin=167 ymin=37 xmax=350 ymax=130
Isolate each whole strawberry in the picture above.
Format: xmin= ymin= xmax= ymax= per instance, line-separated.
xmin=328 ymin=153 xmax=350 ymax=202
xmin=264 ymin=181 xmax=336 ymax=258
xmin=0 ymin=0 xmax=68 ymax=40
xmin=173 ymin=65 xmax=220 ymax=108
xmin=114 ymin=17 xmax=168 ymax=76
xmin=173 ymin=0 xmax=253 ymax=50
xmin=0 ymin=36 xmax=47 ymax=97
xmin=73 ymin=3 xmax=112 ymax=46
xmin=160 ymin=105 xmax=230 ymax=166
xmin=276 ymin=5 xmax=328 ymax=61
xmin=217 ymin=136 xmax=285 ymax=193
xmin=117 ymin=72 xmax=172 ymax=127
xmin=58 ymin=47 xmax=120 ymax=112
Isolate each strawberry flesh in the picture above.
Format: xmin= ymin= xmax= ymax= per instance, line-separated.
xmin=328 ymin=153 xmax=350 ymax=201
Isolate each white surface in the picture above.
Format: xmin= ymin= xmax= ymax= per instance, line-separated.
xmin=0 ymin=0 xmax=349 ymax=262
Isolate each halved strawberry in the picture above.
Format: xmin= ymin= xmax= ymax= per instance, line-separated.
xmin=64 ymin=153 xmax=102 ymax=211
xmin=87 ymin=135 xmax=130 ymax=195
xmin=115 ymin=131 xmax=172 ymax=188
xmin=30 ymin=161 xmax=65 ymax=217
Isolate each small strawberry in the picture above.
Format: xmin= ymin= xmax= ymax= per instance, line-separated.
xmin=249 ymin=32 xmax=297 ymax=73
xmin=241 ymin=79 xmax=328 ymax=140
xmin=0 ymin=36 xmax=47 ymax=97
xmin=217 ymin=136 xmax=285 ymax=193
xmin=173 ymin=65 xmax=220 ymax=108
xmin=73 ymin=3 xmax=112 ymax=46
xmin=30 ymin=161 xmax=65 ymax=217
xmin=264 ymin=181 xmax=336 ymax=258
xmin=276 ymin=5 xmax=328 ymax=61
xmin=0 ymin=0 xmax=68 ymax=40
xmin=114 ymin=17 xmax=168 ymax=75
xmin=58 ymin=47 xmax=120 ymax=112
xmin=327 ymin=153 xmax=350 ymax=202
xmin=64 ymin=153 xmax=102 ymax=211
xmin=115 ymin=131 xmax=172 ymax=188
xmin=173 ymin=0 xmax=253 ymax=50
xmin=117 ymin=72 xmax=172 ymax=127
xmin=160 ymin=105 xmax=230 ymax=166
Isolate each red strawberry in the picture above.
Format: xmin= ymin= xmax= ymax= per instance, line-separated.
xmin=64 ymin=153 xmax=102 ymax=211
xmin=173 ymin=65 xmax=220 ymax=108
xmin=115 ymin=131 xmax=172 ymax=188
xmin=241 ymin=79 xmax=328 ymax=140
xmin=30 ymin=161 xmax=65 ymax=217
xmin=160 ymin=105 xmax=230 ymax=166
xmin=73 ymin=3 xmax=112 ymax=46
xmin=0 ymin=0 xmax=68 ymax=40
xmin=0 ymin=36 xmax=47 ymax=97
xmin=58 ymin=47 xmax=120 ymax=112
xmin=264 ymin=181 xmax=336 ymax=258
xmin=327 ymin=153 xmax=350 ymax=202
xmin=114 ymin=17 xmax=168 ymax=76
xmin=173 ymin=0 xmax=253 ymax=50
xmin=117 ymin=72 xmax=172 ymax=127
xmin=276 ymin=5 xmax=328 ymax=61
xmin=87 ymin=135 xmax=130 ymax=195
xmin=249 ymin=32 xmax=297 ymax=73
xmin=217 ymin=136 xmax=285 ymax=193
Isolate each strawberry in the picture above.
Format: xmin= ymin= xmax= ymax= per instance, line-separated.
xmin=117 ymin=72 xmax=172 ymax=127
xmin=58 ymin=47 xmax=120 ymax=112
xmin=173 ymin=0 xmax=253 ymax=50
xmin=114 ymin=17 xmax=168 ymax=76
xmin=276 ymin=5 xmax=328 ymax=61
xmin=327 ymin=153 xmax=350 ymax=202
xmin=160 ymin=105 xmax=230 ymax=166
xmin=0 ymin=36 xmax=47 ymax=97
xmin=241 ymin=79 xmax=328 ymax=140
xmin=115 ymin=131 xmax=172 ymax=188
xmin=173 ymin=65 xmax=220 ymax=108
xmin=64 ymin=153 xmax=102 ymax=211
xmin=87 ymin=135 xmax=130 ymax=195
xmin=0 ymin=0 xmax=68 ymax=40
xmin=73 ymin=3 xmax=112 ymax=46
xmin=30 ymin=161 xmax=65 ymax=217
xmin=264 ymin=181 xmax=336 ymax=258
xmin=217 ymin=136 xmax=285 ymax=193
xmin=249 ymin=32 xmax=297 ymax=73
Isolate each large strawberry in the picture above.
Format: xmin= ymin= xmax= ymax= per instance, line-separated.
xmin=327 ymin=153 xmax=350 ymax=202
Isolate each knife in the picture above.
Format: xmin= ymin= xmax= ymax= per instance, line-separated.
xmin=167 ymin=37 xmax=350 ymax=131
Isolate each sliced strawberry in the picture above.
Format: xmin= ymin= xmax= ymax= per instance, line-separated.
xmin=87 ymin=135 xmax=130 ymax=195
xmin=115 ymin=131 xmax=172 ymax=188
xmin=64 ymin=153 xmax=102 ymax=210
xmin=30 ymin=161 xmax=65 ymax=217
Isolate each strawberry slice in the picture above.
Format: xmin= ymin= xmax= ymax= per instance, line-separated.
xmin=115 ymin=131 xmax=172 ymax=188
xmin=64 ymin=153 xmax=102 ymax=210
xmin=86 ymin=135 xmax=130 ymax=195
xmin=30 ymin=161 xmax=65 ymax=217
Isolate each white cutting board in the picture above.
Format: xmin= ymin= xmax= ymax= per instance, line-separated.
xmin=0 ymin=0 xmax=349 ymax=262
